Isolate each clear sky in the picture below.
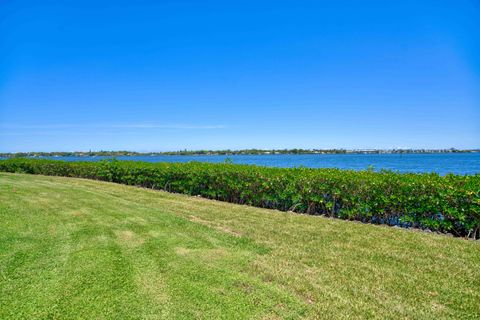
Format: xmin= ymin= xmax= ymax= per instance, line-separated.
xmin=1 ymin=0 xmax=479 ymax=152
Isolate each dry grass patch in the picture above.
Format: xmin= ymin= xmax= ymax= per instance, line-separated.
xmin=114 ymin=230 xmax=145 ymax=247
xmin=187 ymin=215 xmax=242 ymax=237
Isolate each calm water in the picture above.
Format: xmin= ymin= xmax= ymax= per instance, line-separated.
xmin=6 ymin=153 xmax=480 ymax=175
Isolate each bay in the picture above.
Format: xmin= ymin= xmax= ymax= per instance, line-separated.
xmin=8 ymin=152 xmax=480 ymax=175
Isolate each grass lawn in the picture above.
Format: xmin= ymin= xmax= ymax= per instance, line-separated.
xmin=1 ymin=173 xmax=479 ymax=319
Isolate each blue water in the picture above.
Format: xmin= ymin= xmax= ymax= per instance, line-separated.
xmin=5 ymin=153 xmax=479 ymax=175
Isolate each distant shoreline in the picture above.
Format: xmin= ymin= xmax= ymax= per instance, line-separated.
xmin=1 ymin=148 xmax=479 ymax=158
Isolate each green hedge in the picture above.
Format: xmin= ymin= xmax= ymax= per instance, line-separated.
xmin=1 ymin=158 xmax=479 ymax=238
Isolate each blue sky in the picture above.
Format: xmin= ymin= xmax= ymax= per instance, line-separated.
xmin=1 ymin=0 xmax=479 ymax=152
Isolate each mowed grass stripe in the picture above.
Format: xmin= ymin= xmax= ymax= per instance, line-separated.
xmin=0 ymin=173 xmax=304 ymax=319
xmin=0 ymin=173 xmax=479 ymax=319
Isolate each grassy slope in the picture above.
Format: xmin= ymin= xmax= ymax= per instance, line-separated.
xmin=0 ymin=173 xmax=479 ymax=319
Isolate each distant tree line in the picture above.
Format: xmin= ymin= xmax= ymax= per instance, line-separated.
xmin=0 ymin=148 xmax=478 ymax=158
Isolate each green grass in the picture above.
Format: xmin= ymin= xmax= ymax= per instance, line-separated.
xmin=1 ymin=173 xmax=479 ymax=319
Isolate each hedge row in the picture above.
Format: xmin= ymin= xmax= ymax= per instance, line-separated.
xmin=1 ymin=158 xmax=479 ymax=238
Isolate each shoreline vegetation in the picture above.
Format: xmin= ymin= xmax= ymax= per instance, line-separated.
xmin=0 ymin=148 xmax=479 ymax=158
xmin=1 ymin=158 xmax=479 ymax=239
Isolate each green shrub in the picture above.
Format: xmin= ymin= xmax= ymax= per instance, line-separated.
xmin=1 ymin=158 xmax=479 ymax=238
